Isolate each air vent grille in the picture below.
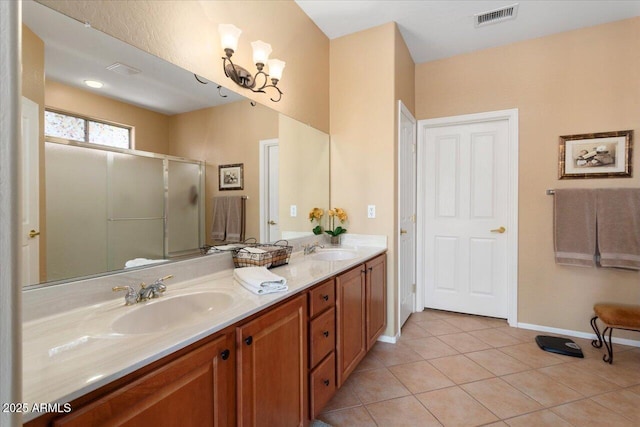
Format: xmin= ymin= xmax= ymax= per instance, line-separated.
xmin=106 ymin=62 xmax=141 ymax=76
xmin=475 ymin=3 xmax=519 ymax=27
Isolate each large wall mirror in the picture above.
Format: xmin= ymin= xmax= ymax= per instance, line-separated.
xmin=21 ymin=0 xmax=330 ymax=288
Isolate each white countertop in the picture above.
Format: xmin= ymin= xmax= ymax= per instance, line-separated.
xmin=22 ymin=243 xmax=385 ymax=422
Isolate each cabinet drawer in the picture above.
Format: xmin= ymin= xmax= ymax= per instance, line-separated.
xmin=309 ymin=279 xmax=335 ymax=318
xmin=309 ymin=307 xmax=335 ymax=367
xmin=310 ymin=352 xmax=336 ymax=419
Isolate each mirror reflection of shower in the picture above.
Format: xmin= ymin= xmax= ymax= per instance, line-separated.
xmin=45 ymin=140 xmax=204 ymax=282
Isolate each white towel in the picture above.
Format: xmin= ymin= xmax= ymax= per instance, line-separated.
xmin=233 ymin=266 xmax=288 ymax=295
xmin=124 ymin=258 xmax=168 ymax=268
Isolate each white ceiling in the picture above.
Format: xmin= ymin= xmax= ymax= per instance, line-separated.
xmin=22 ymin=0 xmax=243 ymax=115
xmin=295 ymin=0 xmax=640 ymax=63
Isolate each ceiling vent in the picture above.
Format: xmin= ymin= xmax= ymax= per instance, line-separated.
xmin=106 ymin=62 xmax=141 ymax=76
xmin=474 ymin=3 xmax=519 ymax=27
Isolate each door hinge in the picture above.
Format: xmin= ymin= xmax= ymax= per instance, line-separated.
xmin=412 ymin=283 xmax=416 ymax=293
xmin=412 ymin=143 xmax=416 ymax=153
xmin=411 ymin=214 xmax=416 ymax=223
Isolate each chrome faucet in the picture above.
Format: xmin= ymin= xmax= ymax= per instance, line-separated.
xmin=112 ymin=275 xmax=173 ymax=305
xmin=303 ymin=242 xmax=324 ymax=255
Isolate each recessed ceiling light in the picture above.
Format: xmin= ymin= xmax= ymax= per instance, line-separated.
xmin=84 ymin=80 xmax=104 ymax=89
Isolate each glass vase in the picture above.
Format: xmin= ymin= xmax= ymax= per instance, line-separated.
xmin=330 ymin=235 xmax=341 ymax=246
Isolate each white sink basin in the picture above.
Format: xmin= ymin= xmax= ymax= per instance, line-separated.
xmin=111 ymin=291 xmax=235 ymax=335
xmin=312 ymin=249 xmax=358 ymax=262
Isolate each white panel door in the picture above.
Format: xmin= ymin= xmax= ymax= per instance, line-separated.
xmin=423 ymin=120 xmax=509 ymax=318
xmin=398 ymin=102 xmax=416 ymax=328
xmin=21 ymin=97 xmax=40 ymax=286
xmin=260 ymin=139 xmax=280 ymax=243
xmin=267 ymin=144 xmax=280 ymax=242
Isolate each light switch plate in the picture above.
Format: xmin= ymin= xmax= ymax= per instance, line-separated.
xmin=367 ymin=205 xmax=376 ymax=218
xmin=290 ymin=205 xmax=297 ymax=217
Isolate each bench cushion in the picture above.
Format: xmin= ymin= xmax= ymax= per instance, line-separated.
xmin=594 ymin=303 xmax=640 ymax=329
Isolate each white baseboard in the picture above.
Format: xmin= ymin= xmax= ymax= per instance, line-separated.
xmin=517 ymin=322 xmax=640 ymax=348
xmin=377 ymin=334 xmax=398 ymax=344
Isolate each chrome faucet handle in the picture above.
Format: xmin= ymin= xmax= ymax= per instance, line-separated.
xmin=151 ymin=275 xmax=172 ymax=294
xmin=112 ymin=285 xmax=138 ymax=306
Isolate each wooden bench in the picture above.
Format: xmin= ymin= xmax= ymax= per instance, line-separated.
xmin=590 ymin=303 xmax=640 ymax=364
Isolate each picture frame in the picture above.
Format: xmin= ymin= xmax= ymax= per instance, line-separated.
xmin=218 ymin=163 xmax=244 ymax=191
xmin=558 ymin=130 xmax=633 ymax=179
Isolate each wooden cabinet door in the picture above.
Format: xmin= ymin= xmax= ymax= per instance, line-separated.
xmin=52 ymin=332 xmax=236 ymax=427
xmin=236 ymin=294 xmax=307 ymax=427
xmin=335 ymin=265 xmax=366 ymax=387
xmin=366 ymin=254 xmax=387 ymax=350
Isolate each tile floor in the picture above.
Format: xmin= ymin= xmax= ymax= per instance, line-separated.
xmin=317 ymin=309 xmax=640 ymax=426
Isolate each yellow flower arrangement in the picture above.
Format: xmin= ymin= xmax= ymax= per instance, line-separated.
xmin=308 ymin=207 xmax=324 ymax=235
xmin=326 ymin=207 xmax=348 ymax=237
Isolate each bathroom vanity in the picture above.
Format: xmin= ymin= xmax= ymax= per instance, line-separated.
xmin=23 ymin=241 xmax=387 ymax=426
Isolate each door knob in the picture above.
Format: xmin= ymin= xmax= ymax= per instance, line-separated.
xmin=490 ymin=226 xmax=506 ymax=233
xmin=400 ymin=229 xmax=407 ymax=235
xmin=268 ymin=220 xmax=277 ymax=225
xmin=29 ymin=229 xmax=40 ymax=238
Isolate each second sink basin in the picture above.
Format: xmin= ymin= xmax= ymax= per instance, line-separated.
xmin=312 ymin=248 xmax=358 ymax=262
xmin=111 ymin=291 xmax=235 ymax=335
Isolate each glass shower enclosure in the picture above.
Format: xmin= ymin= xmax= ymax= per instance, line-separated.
xmin=45 ymin=140 xmax=205 ymax=282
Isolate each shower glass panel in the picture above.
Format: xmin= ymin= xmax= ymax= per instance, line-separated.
xmin=45 ymin=142 xmax=108 ymax=281
xmin=167 ymin=160 xmax=203 ymax=256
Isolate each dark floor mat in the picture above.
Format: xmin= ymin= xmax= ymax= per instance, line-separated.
xmin=535 ymin=335 xmax=584 ymax=358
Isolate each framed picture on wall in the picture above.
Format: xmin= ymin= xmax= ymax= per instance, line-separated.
xmin=219 ymin=163 xmax=244 ymax=190
xmin=558 ymin=130 xmax=633 ymax=179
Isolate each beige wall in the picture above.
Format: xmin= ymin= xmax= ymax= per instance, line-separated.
xmin=169 ymin=101 xmax=278 ymax=243
xmin=416 ymin=18 xmax=640 ymax=335
xmin=278 ymin=114 xmax=330 ymax=236
xmin=38 ymin=0 xmax=330 ymax=133
xmin=331 ymin=22 xmax=415 ymax=338
xmin=45 ymin=80 xmax=171 ymax=154
xmin=22 ymin=25 xmax=47 ymax=281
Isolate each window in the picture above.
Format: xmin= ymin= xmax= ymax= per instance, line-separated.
xmin=44 ymin=110 xmax=132 ymax=150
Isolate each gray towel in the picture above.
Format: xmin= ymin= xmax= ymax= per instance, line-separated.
xmin=596 ymin=188 xmax=640 ymax=270
xmin=211 ymin=196 xmax=228 ymax=241
xmin=554 ymin=189 xmax=597 ymax=267
xmin=226 ymin=196 xmax=245 ymax=242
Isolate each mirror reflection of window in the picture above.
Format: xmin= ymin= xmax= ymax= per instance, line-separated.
xmin=44 ymin=109 xmax=132 ymax=150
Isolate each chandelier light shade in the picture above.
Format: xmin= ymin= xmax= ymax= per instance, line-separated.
xmin=218 ymin=24 xmax=242 ymax=52
xmin=218 ymin=24 xmax=284 ymax=102
xmin=267 ymin=59 xmax=285 ymax=82
xmin=251 ymin=40 xmax=272 ymax=68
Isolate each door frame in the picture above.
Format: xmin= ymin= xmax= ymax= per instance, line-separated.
xmin=417 ymin=108 xmax=519 ymax=326
xmin=397 ymin=100 xmax=417 ymax=331
xmin=259 ymin=138 xmax=278 ymax=243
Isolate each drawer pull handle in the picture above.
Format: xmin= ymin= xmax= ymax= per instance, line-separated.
xmin=323 ymin=379 xmax=330 ymax=386
xmin=323 ymin=330 xmax=330 ymax=338
xmin=245 ymin=336 xmax=253 ymax=346
xmin=322 ymin=294 xmax=329 ymax=301
xmin=221 ymin=349 xmax=230 ymax=360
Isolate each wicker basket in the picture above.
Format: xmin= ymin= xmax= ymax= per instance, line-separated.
xmin=232 ymin=240 xmax=292 ymax=269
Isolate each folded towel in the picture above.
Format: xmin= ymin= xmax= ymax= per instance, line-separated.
xmin=241 ymin=247 xmax=266 ymax=254
xmin=124 ymin=258 xmax=168 ymax=268
xmin=233 ymin=266 xmax=288 ymax=295
xmin=553 ymin=189 xmax=597 ymax=267
xmin=596 ymin=188 xmax=640 ymax=270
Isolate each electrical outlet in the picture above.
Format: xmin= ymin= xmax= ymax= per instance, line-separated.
xmin=290 ymin=205 xmax=297 ymax=217
xmin=367 ymin=205 xmax=376 ymax=218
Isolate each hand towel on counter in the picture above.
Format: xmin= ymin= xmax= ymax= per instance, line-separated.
xmin=233 ymin=266 xmax=288 ymax=295
xmin=553 ymin=189 xmax=597 ymax=267
xmin=596 ymin=188 xmax=640 ymax=270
